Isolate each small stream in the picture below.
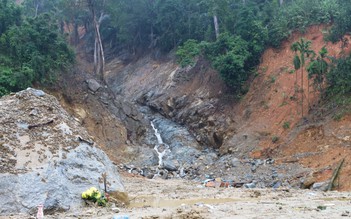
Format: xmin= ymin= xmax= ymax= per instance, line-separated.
xmin=151 ymin=121 xmax=170 ymax=167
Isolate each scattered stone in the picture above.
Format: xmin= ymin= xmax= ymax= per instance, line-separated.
xmin=111 ymin=207 xmax=120 ymax=213
xmin=231 ymin=158 xmax=240 ymax=167
xmin=317 ymin=206 xmax=327 ymax=211
xmin=301 ymin=175 xmax=315 ymax=189
xmin=163 ymin=160 xmax=178 ymax=172
xmin=272 ymin=181 xmax=282 ymax=189
xmin=312 ymin=181 xmax=329 ymax=192
xmin=205 ymin=181 xmax=216 ymax=188
xmin=86 ymin=79 xmax=102 ymax=92
xmin=342 ymin=211 xmax=350 ymax=217
xmin=244 ymin=181 xmax=257 ymax=189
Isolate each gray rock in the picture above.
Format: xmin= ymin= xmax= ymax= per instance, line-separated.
xmin=231 ymin=158 xmax=240 ymax=167
xmin=0 ymin=143 xmax=124 ymax=215
xmin=0 ymin=89 xmax=124 ymax=215
xmin=86 ymin=79 xmax=102 ymax=92
xmin=244 ymin=181 xmax=257 ymax=189
xmin=163 ymin=160 xmax=178 ymax=172
xmin=312 ymin=181 xmax=329 ymax=191
xmin=26 ymin=88 xmax=46 ymax=97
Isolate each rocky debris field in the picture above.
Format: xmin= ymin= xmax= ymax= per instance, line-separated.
xmin=120 ymin=155 xmax=310 ymax=190
xmin=3 ymin=175 xmax=351 ymax=219
xmin=0 ymin=89 xmax=124 ymax=215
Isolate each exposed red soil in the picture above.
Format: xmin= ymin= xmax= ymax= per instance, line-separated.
xmin=233 ymin=25 xmax=351 ymax=190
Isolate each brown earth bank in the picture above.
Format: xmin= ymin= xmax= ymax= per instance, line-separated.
xmin=48 ymin=25 xmax=351 ymax=191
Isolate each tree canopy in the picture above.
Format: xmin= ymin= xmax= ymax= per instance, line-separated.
xmin=2 ymin=0 xmax=351 ymax=96
xmin=0 ymin=0 xmax=74 ymax=96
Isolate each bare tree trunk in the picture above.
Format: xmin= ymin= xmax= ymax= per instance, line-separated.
xmin=279 ymin=0 xmax=284 ymax=6
xmin=94 ymin=37 xmax=98 ymax=72
xmin=60 ymin=21 xmax=64 ymax=34
xmin=301 ymin=68 xmax=304 ymax=117
xmin=73 ymin=22 xmax=79 ymax=45
xmin=295 ymin=68 xmax=298 ymax=115
xmin=94 ymin=18 xmax=105 ymax=79
xmin=307 ymin=77 xmax=310 ymax=113
xmin=35 ymin=3 xmax=39 ymax=18
xmin=87 ymin=0 xmax=105 ymax=82
xmin=213 ymin=15 xmax=219 ymax=40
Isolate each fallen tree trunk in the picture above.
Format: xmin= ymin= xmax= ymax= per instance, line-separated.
xmin=327 ymin=158 xmax=345 ymax=191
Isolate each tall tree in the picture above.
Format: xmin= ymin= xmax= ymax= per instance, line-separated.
xmin=291 ymin=38 xmax=315 ymax=116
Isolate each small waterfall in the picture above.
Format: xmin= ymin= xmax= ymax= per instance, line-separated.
xmin=151 ymin=122 xmax=164 ymax=145
xmin=151 ymin=121 xmax=169 ymax=167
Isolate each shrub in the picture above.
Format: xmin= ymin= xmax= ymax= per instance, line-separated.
xmin=176 ymin=39 xmax=201 ymax=67
xmin=203 ymin=33 xmax=251 ymax=92
xmin=272 ymin=136 xmax=279 ymax=143
xmin=283 ymin=121 xmax=290 ymax=129
xmin=327 ymin=55 xmax=351 ymax=95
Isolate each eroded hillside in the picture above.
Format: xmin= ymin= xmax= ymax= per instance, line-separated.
xmin=56 ymin=26 xmax=351 ymax=191
xmin=105 ymin=26 xmax=351 ymax=189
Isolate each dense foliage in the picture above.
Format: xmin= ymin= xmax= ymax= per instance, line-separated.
xmin=0 ymin=1 xmax=74 ymax=96
xmin=327 ymin=55 xmax=351 ymax=95
xmin=3 ymin=0 xmax=351 ymax=97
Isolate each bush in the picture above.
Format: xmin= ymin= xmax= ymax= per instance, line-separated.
xmin=272 ymin=136 xmax=279 ymax=143
xmin=176 ymin=39 xmax=201 ymax=67
xmin=327 ymin=55 xmax=351 ymax=95
xmin=326 ymin=2 xmax=351 ymax=43
xmin=203 ymin=33 xmax=251 ymax=92
xmin=283 ymin=121 xmax=290 ymax=129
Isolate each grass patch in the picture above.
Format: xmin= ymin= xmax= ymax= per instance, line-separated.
xmin=282 ymin=121 xmax=290 ymax=129
xmin=271 ymin=136 xmax=279 ymax=143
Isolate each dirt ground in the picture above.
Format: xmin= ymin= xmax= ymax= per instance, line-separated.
xmin=4 ymin=174 xmax=350 ymax=219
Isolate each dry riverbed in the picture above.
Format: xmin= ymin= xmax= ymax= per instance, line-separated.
xmin=3 ymin=174 xmax=351 ymax=219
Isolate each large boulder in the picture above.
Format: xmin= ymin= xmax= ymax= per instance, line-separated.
xmin=0 ymin=88 xmax=124 ymax=215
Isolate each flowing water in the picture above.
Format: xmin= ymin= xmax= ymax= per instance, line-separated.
xmin=151 ymin=121 xmax=170 ymax=167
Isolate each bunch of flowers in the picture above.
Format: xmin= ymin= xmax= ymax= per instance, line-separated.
xmin=81 ymin=187 xmax=108 ymax=206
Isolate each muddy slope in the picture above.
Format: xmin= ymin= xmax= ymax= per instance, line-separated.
xmin=103 ymin=26 xmax=351 ymax=190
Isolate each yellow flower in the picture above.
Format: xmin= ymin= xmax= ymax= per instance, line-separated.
xmin=81 ymin=192 xmax=87 ymax=199
xmin=82 ymin=187 xmax=102 ymax=200
xmin=95 ymin=192 xmax=101 ymax=199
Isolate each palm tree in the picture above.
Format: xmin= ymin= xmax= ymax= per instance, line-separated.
xmin=291 ymin=38 xmax=315 ymax=117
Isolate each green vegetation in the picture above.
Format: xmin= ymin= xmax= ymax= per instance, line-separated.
xmin=271 ymin=136 xmax=279 ymax=143
xmin=283 ymin=121 xmax=291 ymax=129
xmin=0 ymin=1 xmax=74 ymax=96
xmin=2 ymin=0 xmax=351 ymax=100
xmin=174 ymin=0 xmax=351 ymax=94
xmin=291 ymin=38 xmax=315 ymax=116
xmin=176 ymin=40 xmax=201 ymax=67
xmin=308 ymin=47 xmax=329 ymax=92
xmin=327 ymin=55 xmax=351 ymax=95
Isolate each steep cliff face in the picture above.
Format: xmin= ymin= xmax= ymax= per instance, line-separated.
xmin=106 ymin=56 xmax=233 ymax=150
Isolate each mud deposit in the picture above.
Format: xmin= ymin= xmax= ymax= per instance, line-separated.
xmin=4 ymin=175 xmax=351 ymax=219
